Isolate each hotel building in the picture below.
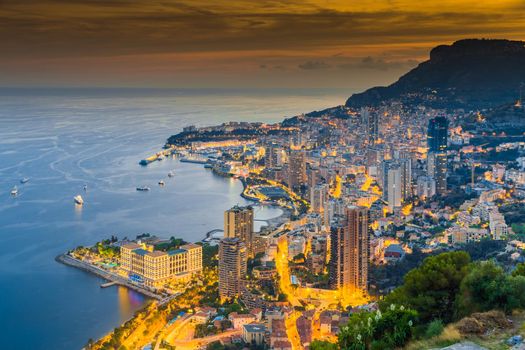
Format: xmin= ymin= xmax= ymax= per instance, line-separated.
xmin=120 ymin=242 xmax=202 ymax=288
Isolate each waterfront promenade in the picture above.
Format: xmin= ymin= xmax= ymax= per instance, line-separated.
xmin=56 ymin=254 xmax=163 ymax=301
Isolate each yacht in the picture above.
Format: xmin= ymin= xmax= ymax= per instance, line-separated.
xmin=168 ymin=171 xmax=175 ymax=178
xmin=20 ymin=178 xmax=29 ymax=184
xmin=10 ymin=186 xmax=18 ymax=196
xmin=83 ymin=184 xmax=88 ymax=191
xmin=136 ymin=186 xmax=150 ymax=191
xmin=158 ymin=180 xmax=165 ymax=186
xmin=74 ymin=195 xmax=84 ymax=205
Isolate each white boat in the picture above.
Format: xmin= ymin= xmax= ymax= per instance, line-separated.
xmin=168 ymin=171 xmax=175 ymax=178
xmin=74 ymin=195 xmax=84 ymax=205
xmin=136 ymin=186 xmax=150 ymax=191
xmin=158 ymin=180 xmax=165 ymax=186
xmin=10 ymin=186 xmax=18 ymax=196
xmin=20 ymin=177 xmax=29 ymax=184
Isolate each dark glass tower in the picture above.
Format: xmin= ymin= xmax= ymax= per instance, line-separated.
xmin=427 ymin=117 xmax=449 ymax=152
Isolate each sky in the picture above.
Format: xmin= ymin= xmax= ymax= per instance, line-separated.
xmin=1 ymin=0 xmax=525 ymax=90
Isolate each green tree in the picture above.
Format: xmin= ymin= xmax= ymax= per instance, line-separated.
xmin=457 ymin=260 xmax=525 ymax=316
xmin=512 ymin=262 xmax=525 ymax=277
xmin=383 ymin=251 xmax=471 ymax=323
xmin=310 ymin=340 xmax=338 ymax=350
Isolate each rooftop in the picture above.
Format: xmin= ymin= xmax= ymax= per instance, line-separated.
xmin=121 ymin=242 xmax=141 ymax=250
xmin=168 ymin=248 xmax=186 ymax=255
xmin=133 ymin=248 xmax=149 ymax=256
xmin=243 ymin=323 xmax=267 ymax=333
xmin=180 ymin=243 xmax=201 ymax=250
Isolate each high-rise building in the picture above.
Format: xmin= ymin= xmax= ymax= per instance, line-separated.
xmin=427 ymin=152 xmax=447 ymax=195
xmin=310 ymin=183 xmax=328 ymax=214
xmin=428 ymin=116 xmax=449 ymax=152
xmin=387 ymin=167 xmax=402 ymax=212
xmin=427 ymin=117 xmax=449 ymax=195
xmin=329 ymin=206 xmax=369 ymax=293
xmin=219 ymin=237 xmax=247 ymax=302
xmin=264 ymin=143 xmax=280 ymax=168
xmin=288 ymin=150 xmax=306 ymax=189
xmin=224 ymin=205 xmax=254 ymax=257
xmin=362 ymin=107 xmax=379 ymax=144
xmin=416 ymin=176 xmax=436 ymax=199
xmin=366 ymin=147 xmax=382 ymax=177
xmin=381 ymin=158 xmax=411 ymax=211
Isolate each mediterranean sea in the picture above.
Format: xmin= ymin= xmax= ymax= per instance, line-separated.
xmin=0 ymin=88 xmax=349 ymax=350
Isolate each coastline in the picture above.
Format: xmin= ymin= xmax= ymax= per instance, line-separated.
xmin=58 ymin=157 xmax=290 ymax=347
xmin=55 ymin=254 xmax=162 ymax=300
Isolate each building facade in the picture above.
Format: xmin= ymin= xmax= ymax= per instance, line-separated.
xmin=224 ymin=205 xmax=254 ymax=257
xmin=288 ymin=150 xmax=307 ymax=189
xmin=219 ymin=237 xmax=247 ymax=302
xmin=329 ymin=206 xmax=369 ymax=294
xmin=120 ymin=242 xmax=202 ymax=288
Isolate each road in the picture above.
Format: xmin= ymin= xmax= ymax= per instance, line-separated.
xmin=169 ymin=329 xmax=242 ymax=350
xmin=272 ymin=231 xmax=370 ymax=349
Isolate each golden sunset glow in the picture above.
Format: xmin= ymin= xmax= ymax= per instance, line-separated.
xmin=2 ymin=0 xmax=524 ymax=88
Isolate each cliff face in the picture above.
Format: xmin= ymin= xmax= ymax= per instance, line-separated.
xmin=346 ymin=39 xmax=525 ymax=109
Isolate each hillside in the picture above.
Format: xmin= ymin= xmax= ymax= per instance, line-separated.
xmin=346 ymin=39 xmax=525 ymax=110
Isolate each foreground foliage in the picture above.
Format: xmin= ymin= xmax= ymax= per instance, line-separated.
xmin=337 ymin=305 xmax=417 ymax=350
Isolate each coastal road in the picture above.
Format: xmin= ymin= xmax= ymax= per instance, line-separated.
xmin=168 ymin=329 xmax=242 ymax=350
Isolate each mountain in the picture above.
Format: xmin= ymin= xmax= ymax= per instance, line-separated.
xmin=346 ymin=39 xmax=525 ymax=110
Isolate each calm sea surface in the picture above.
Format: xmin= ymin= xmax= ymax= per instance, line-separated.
xmin=0 ymin=88 xmax=349 ymax=349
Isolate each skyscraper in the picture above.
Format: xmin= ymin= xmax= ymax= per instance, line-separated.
xmin=329 ymin=206 xmax=369 ymax=293
xmin=427 ymin=152 xmax=447 ymax=195
xmin=427 ymin=117 xmax=449 ymax=195
xmin=288 ymin=149 xmax=306 ymax=189
xmin=224 ymin=205 xmax=254 ymax=257
xmin=362 ymin=107 xmax=379 ymax=144
xmin=387 ymin=167 xmax=402 ymax=212
xmin=381 ymin=158 xmax=411 ymax=211
xmin=427 ymin=116 xmax=449 ymax=152
xmin=264 ymin=143 xmax=280 ymax=168
xmin=218 ymin=237 xmax=247 ymax=302
xmin=310 ymin=183 xmax=328 ymax=214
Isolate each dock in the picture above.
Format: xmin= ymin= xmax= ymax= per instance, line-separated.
xmin=179 ymin=157 xmax=208 ymax=164
xmin=100 ymin=281 xmax=117 ymax=288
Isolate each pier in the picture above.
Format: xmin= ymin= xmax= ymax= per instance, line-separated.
xmin=100 ymin=281 xmax=117 ymax=288
xmin=139 ymin=146 xmax=175 ymax=166
xmin=179 ymin=157 xmax=208 ymax=164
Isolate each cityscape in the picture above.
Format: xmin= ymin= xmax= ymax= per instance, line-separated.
xmin=59 ymin=62 xmax=525 ymax=349
xmin=2 ymin=1 xmax=525 ymax=350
